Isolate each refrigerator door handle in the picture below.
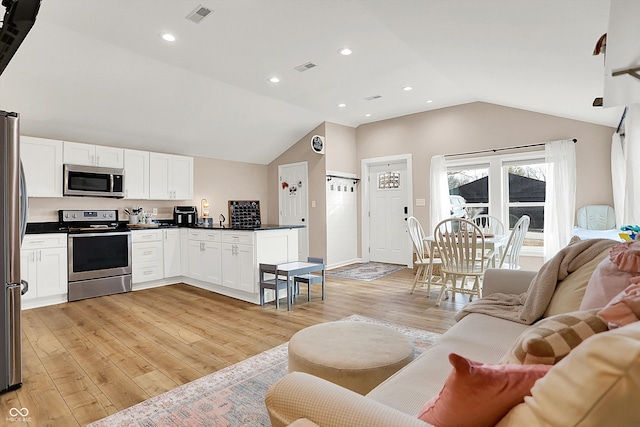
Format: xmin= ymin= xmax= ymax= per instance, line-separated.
xmin=19 ymin=160 xmax=29 ymax=242
xmin=20 ymin=280 xmax=29 ymax=296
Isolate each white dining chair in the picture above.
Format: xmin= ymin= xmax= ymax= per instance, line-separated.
xmin=471 ymin=213 xmax=505 ymax=236
xmin=499 ymin=215 xmax=530 ymax=270
xmin=433 ymin=218 xmax=486 ymax=306
xmin=407 ymin=216 xmax=442 ymax=296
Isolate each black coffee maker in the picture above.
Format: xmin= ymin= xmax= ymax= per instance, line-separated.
xmin=174 ymin=206 xmax=197 ymax=227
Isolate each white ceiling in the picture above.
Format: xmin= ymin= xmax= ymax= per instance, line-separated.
xmin=0 ymin=0 xmax=623 ymax=165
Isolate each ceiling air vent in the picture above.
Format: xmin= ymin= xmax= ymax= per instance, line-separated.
xmin=186 ymin=5 xmax=213 ymax=24
xmin=364 ymin=95 xmax=382 ymax=101
xmin=294 ymin=62 xmax=317 ymax=72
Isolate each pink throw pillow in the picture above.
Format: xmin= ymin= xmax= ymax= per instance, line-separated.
xmin=417 ymin=353 xmax=551 ymax=427
xmin=580 ymin=254 xmax=640 ymax=310
xmin=598 ymin=281 xmax=640 ymax=328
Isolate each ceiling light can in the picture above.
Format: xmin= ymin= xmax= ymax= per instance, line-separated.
xmin=162 ymin=33 xmax=176 ymax=42
xmin=338 ymin=47 xmax=352 ymax=56
xmin=338 ymin=103 xmax=346 ymax=108
xmin=269 ymin=77 xmax=280 ymax=83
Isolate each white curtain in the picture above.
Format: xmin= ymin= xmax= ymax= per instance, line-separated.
xmin=611 ymin=131 xmax=625 ymax=228
xmin=430 ymin=155 xmax=450 ymax=233
xmin=544 ymin=140 xmax=576 ymax=260
xmin=622 ymin=104 xmax=640 ymax=226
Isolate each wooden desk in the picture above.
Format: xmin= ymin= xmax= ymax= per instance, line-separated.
xmin=277 ymin=261 xmax=326 ymax=310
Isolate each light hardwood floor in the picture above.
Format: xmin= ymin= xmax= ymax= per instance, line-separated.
xmin=1 ymin=267 xmax=465 ymax=426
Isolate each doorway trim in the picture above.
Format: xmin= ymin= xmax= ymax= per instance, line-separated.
xmin=361 ymin=154 xmax=413 ymax=266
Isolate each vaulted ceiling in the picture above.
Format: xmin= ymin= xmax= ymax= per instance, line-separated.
xmin=0 ymin=0 xmax=622 ymax=165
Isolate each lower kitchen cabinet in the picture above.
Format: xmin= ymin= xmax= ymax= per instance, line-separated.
xmin=187 ymin=230 xmax=222 ymax=284
xmin=20 ymin=233 xmax=68 ymax=308
xmin=132 ymin=230 xmax=163 ymax=283
xmin=162 ymin=228 xmax=181 ymax=278
xmin=222 ymin=234 xmax=256 ymax=293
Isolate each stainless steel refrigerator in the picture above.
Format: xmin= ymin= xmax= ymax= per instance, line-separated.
xmin=1 ymin=111 xmax=29 ymax=393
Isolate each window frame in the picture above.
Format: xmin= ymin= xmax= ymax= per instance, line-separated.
xmin=446 ymin=150 xmax=546 ymax=257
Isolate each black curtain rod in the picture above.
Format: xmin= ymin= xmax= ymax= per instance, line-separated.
xmin=444 ymin=139 xmax=577 ymax=158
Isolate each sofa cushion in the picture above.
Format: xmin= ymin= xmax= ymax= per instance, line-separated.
xmin=598 ymin=281 xmax=640 ymax=328
xmin=499 ymin=309 xmax=607 ymax=365
xmin=580 ymin=243 xmax=640 ymax=310
xmin=497 ymin=321 xmax=640 ymax=427
xmin=543 ymin=247 xmax=609 ymax=317
xmin=366 ymin=313 xmax=529 ymax=416
xmin=418 ymin=353 xmax=551 ymax=427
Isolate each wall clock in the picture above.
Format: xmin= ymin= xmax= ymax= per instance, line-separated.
xmin=311 ymin=135 xmax=325 ymax=154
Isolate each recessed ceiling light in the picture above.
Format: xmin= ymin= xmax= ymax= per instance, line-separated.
xmin=162 ymin=33 xmax=176 ymax=42
xmin=365 ymin=113 xmax=371 ymax=117
xmin=338 ymin=103 xmax=346 ymax=108
xmin=426 ymin=99 xmax=433 ymax=103
xmin=403 ymin=86 xmax=413 ymax=91
xmin=338 ymin=47 xmax=352 ymax=56
xmin=269 ymin=76 xmax=280 ymax=83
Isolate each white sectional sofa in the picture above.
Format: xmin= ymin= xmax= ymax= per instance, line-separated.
xmin=265 ymin=248 xmax=640 ymax=427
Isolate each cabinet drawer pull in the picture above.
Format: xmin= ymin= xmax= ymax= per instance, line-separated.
xmin=143 ymin=251 xmax=153 ymax=256
xmin=28 ymin=240 xmax=45 ymax=244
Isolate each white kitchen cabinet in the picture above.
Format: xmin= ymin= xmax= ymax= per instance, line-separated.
xmin=124 ymin=149 xmax=149 ymax=199
xmin=64 ymin=141 xmax=124 ymax=168
xmin=186 ymin=230 xmax=221 ymax=284
xmin=132 ymin=230 xmax=163 ymax=283
xmin=222 ymin=232 xmax=256 ymax=293
xmin=149 ymin=152 xmax=193 ymax=200
xmin=20 ymin=234 xmax=67 ymax=306
xmin=20 ymin=136 xmax=63 ymax=197
xmin=163 ymin=228 xmax=181 ymax=278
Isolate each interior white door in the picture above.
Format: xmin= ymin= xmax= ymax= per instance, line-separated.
xmin=279 ymin=162 xmax=309 ymax=261
xmin=368 ymin=162 xmax=409 ymax=264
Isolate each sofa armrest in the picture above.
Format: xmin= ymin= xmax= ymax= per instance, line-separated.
xmin=482 ymin=269 xmax=537 ymax=296
xmin=265 ymin=372 xmax=429 ymax=427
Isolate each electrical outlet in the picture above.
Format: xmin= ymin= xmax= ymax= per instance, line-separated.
xmin=152 ymin=208 xmax=158 ymax=215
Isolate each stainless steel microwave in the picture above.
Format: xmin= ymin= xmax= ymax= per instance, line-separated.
xmin=63 ymin=164 xmax=125 ymax=198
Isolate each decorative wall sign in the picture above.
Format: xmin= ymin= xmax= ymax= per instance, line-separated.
xmin=228 ymin=200 xmax=261 ymax=228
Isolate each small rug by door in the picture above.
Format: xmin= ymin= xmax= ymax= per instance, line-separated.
xmin=88 ymin=315 xmax=440 ymax=427
xmin=327 ymin=262 xmax=407 ymax=281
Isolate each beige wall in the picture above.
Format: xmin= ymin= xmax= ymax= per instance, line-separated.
xmin=325 ymin=122 xmax=357 ymax=174
xmin=27 ymin=155 xmax=268 ymax=224
xmin=267 ymin=123 xmax=327 ymax=258
xmin=356 ymin=102 xmax=615 ymax=234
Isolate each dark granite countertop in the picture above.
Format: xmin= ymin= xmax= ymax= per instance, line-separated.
xmin=26 ymin=221 xmax=304 ymax=234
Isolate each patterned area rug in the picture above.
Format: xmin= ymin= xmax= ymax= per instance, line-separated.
xmin=327 ymin=262 xmax=407 ymax=281
xmin=88 ymin=315 xmax=440 ymax=427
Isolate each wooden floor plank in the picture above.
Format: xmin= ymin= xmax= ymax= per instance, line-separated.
xmin=0 ymin=267 xmax=463 ymax=425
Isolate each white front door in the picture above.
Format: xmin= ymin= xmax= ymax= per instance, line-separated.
xmin=368 ymin=162 xmax=409 ymax=264
xmin=279 ymin=162 xmax=309 ymax=261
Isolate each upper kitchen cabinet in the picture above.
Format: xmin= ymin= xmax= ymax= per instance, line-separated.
xmin=21 ymin=136 xmax=63 ymax=197
xmin=149 ymin=153 xmax=193 ymax=200
xmin=63 ymin=141 xmax=124 ymax=168
xmin=124 ymin=149 xmax=149 ymax=199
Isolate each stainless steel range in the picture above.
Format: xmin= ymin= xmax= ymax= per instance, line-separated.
xmin=60 ymin=209 xmax=132 ymax=302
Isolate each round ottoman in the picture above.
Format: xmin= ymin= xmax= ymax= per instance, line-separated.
xmin=287 ymin=321 xmax=415 ymax=395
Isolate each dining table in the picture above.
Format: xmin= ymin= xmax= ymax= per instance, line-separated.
xmin=423 ymin=233 xmax=510 ymax=274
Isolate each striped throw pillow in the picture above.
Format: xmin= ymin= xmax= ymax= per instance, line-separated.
xmin=500 ymin=310 xmax=608 ymax=365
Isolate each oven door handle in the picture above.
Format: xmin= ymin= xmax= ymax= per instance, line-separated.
xmin=110 ymin=174 xmax=114 ymax=193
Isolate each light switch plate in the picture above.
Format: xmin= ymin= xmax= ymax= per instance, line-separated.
xmin=415 ymin=198 xmax=426 ymax=206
